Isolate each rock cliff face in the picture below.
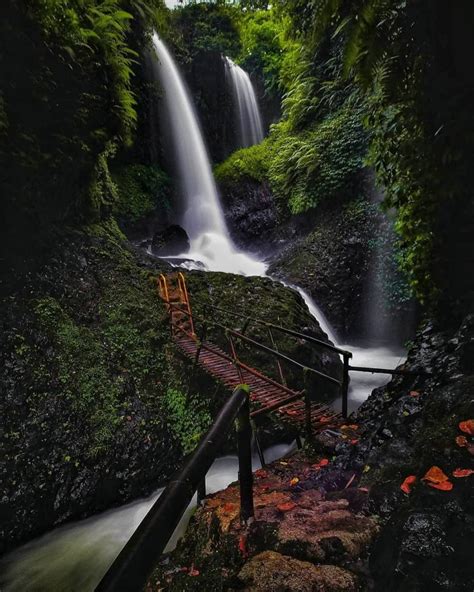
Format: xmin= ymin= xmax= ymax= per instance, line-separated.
xmin=338 ymin=314 xmax=474 ymax=591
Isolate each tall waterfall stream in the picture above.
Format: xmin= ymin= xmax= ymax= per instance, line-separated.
xmin=0 ymin=35 xmax=405 ymax=590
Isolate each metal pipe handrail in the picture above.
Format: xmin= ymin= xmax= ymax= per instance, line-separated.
xmin=194 ymin=302 xmax=352 ymax=357
xmin=95 ymin=387 xmax=254 ymax=592
xmin=167 ymin=301 xmax=341 ymax=387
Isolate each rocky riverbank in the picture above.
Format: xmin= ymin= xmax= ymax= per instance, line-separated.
xmin=0 ymin=221 xmax=341 ymax=556
xmin=144 ymin=312 xmax=474 ymax=592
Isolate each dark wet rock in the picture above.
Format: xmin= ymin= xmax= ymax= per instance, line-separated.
xmin=268 ymin=196 xmax=416 ymax=342
xmin=334 ymin=314 xmax=474 ymax=591
xmin=221 ymin=180 xmax=279 ymax=249
xmin=151 ymin=225 xmax=190 ymax=256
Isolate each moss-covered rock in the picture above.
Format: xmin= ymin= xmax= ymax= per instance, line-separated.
xmin=0 ymin=221 xmax=183 ymax=553
xmin=184 ymin=270 xmax=342 ymax=401
xmin=148 ymin=452 xmax=378 ymax=591
xmin=269 ymin=196 xmax=414 ymax=342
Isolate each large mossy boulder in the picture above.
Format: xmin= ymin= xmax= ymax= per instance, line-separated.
xmin=184 ymin=270 xmax=342 ymax=401
xmin=0 ymin=222 xmax=183 ymax=554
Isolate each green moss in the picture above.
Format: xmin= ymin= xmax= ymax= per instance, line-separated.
xmin=214 ymin=141 xmax=271 ymax=186
xmin=112 ymin=163 xmax=171 ymax=224
xmin=164 ymin=388 xmax=211 ymax=454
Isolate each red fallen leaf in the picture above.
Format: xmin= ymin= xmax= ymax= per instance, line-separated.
xmin=456 ymin=435 xmax=469 ymax=448
xmin=277 ymin=501 xmax=296 ymax=512
xmin=453 ymin=468 xmax=474 ymax=478
xmin=350 ymin=439 xmax=359 ymax=445
xmin=348 ymin=424 xmax=359 ymax=430
xmin=290 ymin=477 xmax=299 ymax=486
xmin=427 ymin=480 xmax=453 ymax=491
xmin=312 ymin=458 xmax=330 ymax=470
xmin=319 ymin=416 xmax=331 ymax=423
xmin=238 ymin=535 xmax=247 ymax=558
xmin=188 ymin=564 xmax=200 ymax=577
xmin=400 ymin=475 xmax=417 ymax=494
xmin=223 ymin=503 xmax=236 ymax=512
xmin=459 ymin=420 xmax=474 ymax=435
xmin=422 ymin=466 xmax=450 ymax=484
xmin=359 ymin=487 xmax=369 ymax=493
xmin=409 ymin=390 xmax=420 ymax=397
xmin=254 ymin=469 xmax=268 ymax=478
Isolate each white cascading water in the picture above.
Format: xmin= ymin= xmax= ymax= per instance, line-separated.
xmin=150 ymin=34 xmax=265 ymax=276
xmin=1 ymin=33 xmax=405 ymax=591
xmin=225 ymin=57 xmax=264 ymax=148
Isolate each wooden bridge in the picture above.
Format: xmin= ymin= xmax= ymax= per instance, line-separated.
xmin=158 ymin=272 xmax=347 ymax=441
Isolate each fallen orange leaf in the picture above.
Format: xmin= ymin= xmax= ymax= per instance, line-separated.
xmin=456 ymin=435 xmax=469 ymax=448
xmin=290 ymin=477 xmax=299 ymax=486
xmin=459 ymin=420 xmax=474 ymax=435
xmin=312 ymin=458 xmax=329 ymax=470
xmin=238 ymin=535 xmax=247 ymax=558
xmin=188 ymin=564 xmax=200 ymax=577
xmin=427 ymin=480 xmax=453 ymax=491
xmin=400 ymin=475 xmax=417 ymax=494
xmin=422 ymin=466 xmax=450 ymax=484
xmin=277 ymin=501 xmax=296 ymax=512
xmin=452 ymin=468 xmax=474 ymax=478
xmin=223 ymin=502 xmax=236 ymax=512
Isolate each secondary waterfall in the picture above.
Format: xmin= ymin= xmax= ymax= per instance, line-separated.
xmin=150 ymin=34 xmax=265 ymax=276
xmin=225 ymin=57 xmax=264 ymax=148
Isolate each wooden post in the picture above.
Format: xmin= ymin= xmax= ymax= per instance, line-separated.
xmin=268 ymin=328 xmax=287 ymax=386
xmin=197 ymin=478 xmax=206 ymax=506
xmin=341 ymin=354 xmax=350 ymax=419
xmin=303 ymin=369 xmax=312 ymax=441
xmin=237 ymin=390 xmax=254 ymax=525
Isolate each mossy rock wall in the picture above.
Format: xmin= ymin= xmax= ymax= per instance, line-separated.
xmin=0 ymin=223 xmax=182 ymax=553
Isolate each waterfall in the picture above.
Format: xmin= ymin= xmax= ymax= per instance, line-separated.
xmin=150 ymin=34 xmax=266 ymax=276
xmin=225 ymin=57 xmax=264 ymax=148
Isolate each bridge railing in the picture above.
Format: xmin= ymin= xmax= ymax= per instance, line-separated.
xmin=95 ymin=386 xmax=254 ymax=592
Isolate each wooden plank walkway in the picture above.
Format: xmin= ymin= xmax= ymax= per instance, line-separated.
xmin=159 ymin=272 xmax=341 ymax=435
xmin=174 ymin=333 xmax=340 ymax=435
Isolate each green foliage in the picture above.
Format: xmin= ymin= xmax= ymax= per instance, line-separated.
xmin=217 ymin=33 xmax=367 ymax=215
xmin=112 ymin=163 xmax=171 ymax=223
xmin=269 ymin=103 xmax=367 ymax=213
xmin=238 ymin=9 xmax=284 ymax=93
xmin=27 ymin=226 xmax=172 ymax=459
xmin=164 ymin=388 xmax=211 ymax=455
xmin=214 ymin=140 xmax=270 ymax=185
xmin=170 ymin=4 xmax=240 ymax=59
xmin=279 ymin=1 xmax=474 ymax=310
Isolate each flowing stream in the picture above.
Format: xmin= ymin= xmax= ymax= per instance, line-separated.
xmin=0 ymin=443 xmax=295 ymax=592
xmin=225 ymin=57 xmax=264 ymax=148
xmin=1 ymin=36 xmax=405 ymax=591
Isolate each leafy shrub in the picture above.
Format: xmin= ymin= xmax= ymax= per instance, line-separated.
xmin=112 ymin=163 xmax=171 ymax=223
xmin=214 ymin=141 xmax=271 ymax=186
xmin=164 ymin=388 xmax=211 ymax=455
